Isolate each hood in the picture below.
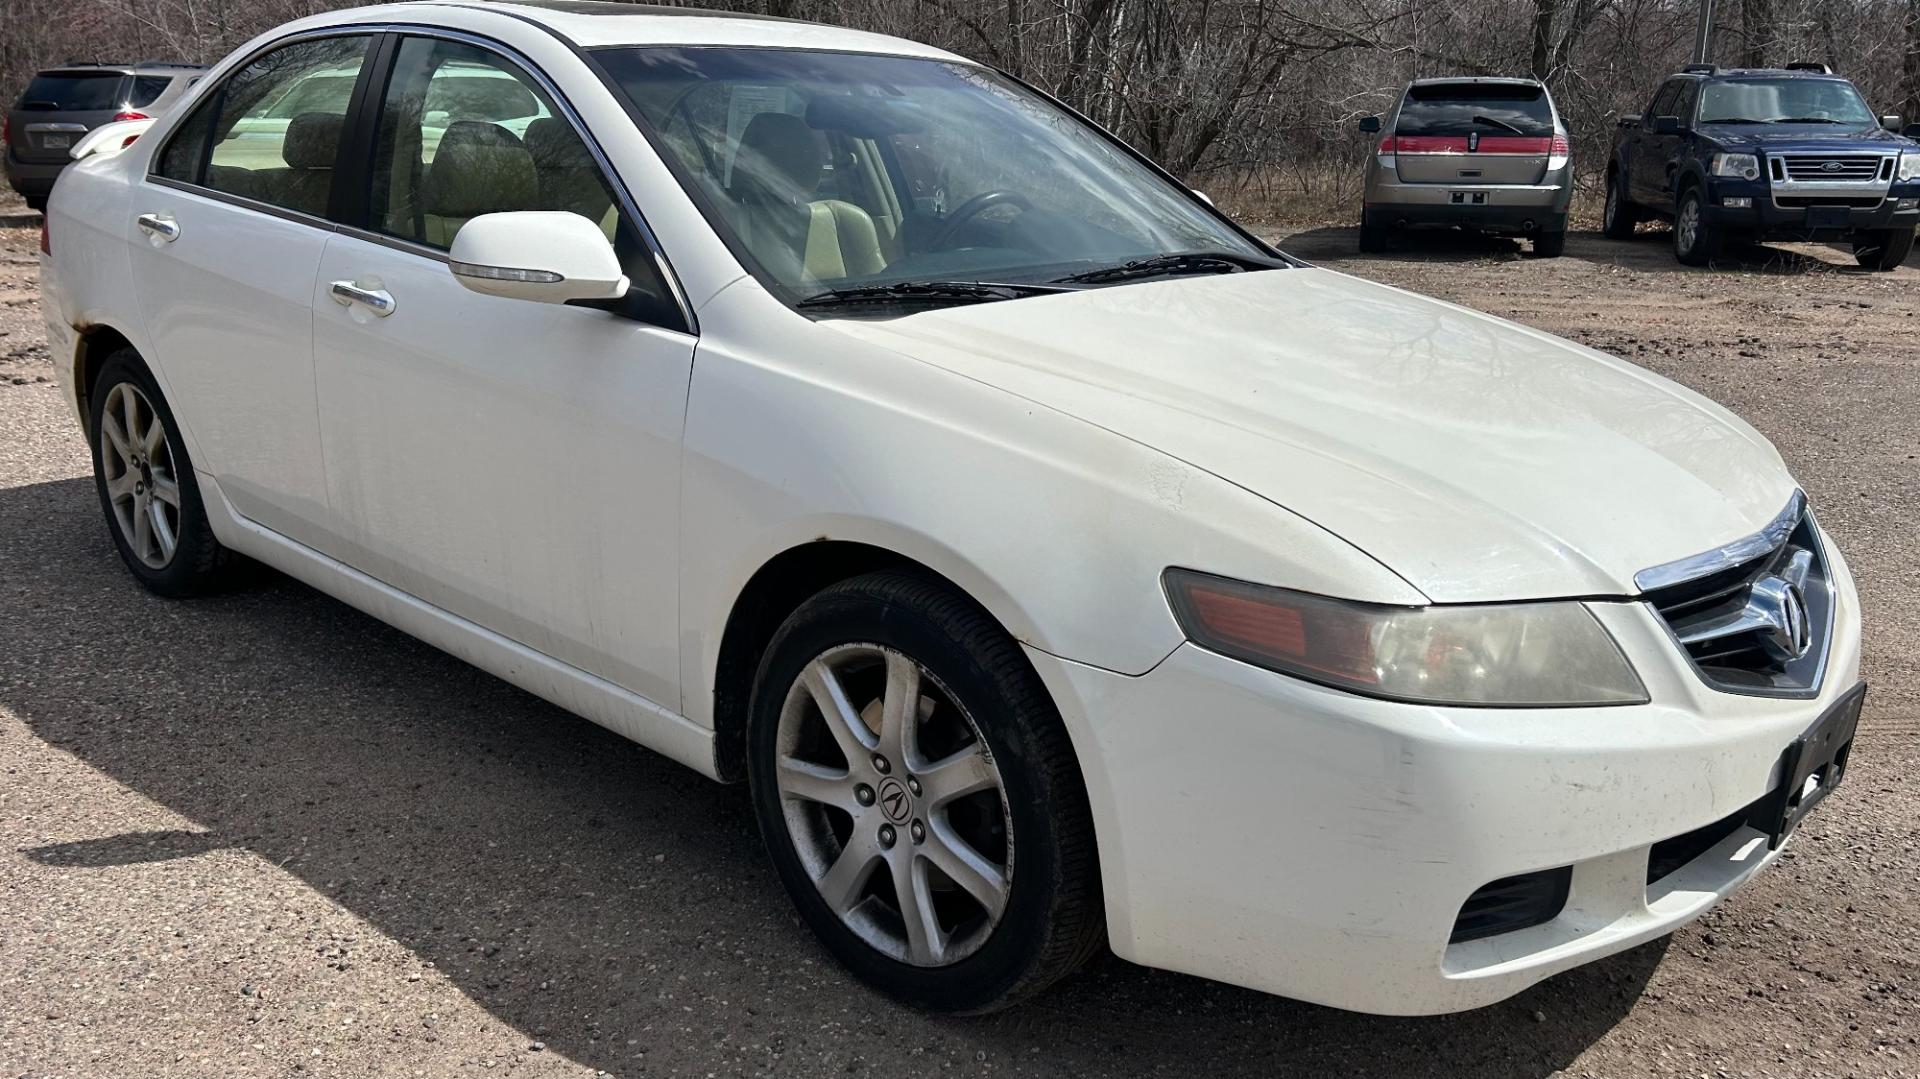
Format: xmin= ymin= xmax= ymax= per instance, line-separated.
xmin=828 ymin=269 xmax=1799 ymax=602
xmin=1698 ymin=122 xmax=1908 ymax=151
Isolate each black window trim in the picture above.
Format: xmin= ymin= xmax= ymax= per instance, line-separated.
xmin=142 ymin=21 xmax=695 ymax=336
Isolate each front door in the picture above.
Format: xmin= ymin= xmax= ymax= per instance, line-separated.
xmin=311 ymin=34 xmax=695 ymax=707
xmin=127 ymin=34 xmax=375 ymax=550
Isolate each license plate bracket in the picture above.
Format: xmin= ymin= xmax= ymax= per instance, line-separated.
xmin=42 ymin=134 xmax=71 ymax=150
xmin=1805 ymin=205 xmax=1851 ymax=230
xmin=1450 ymin=190 xmax=1488 ymax=205
xmin=1749 ymin=681 xmax=1865 ymax=849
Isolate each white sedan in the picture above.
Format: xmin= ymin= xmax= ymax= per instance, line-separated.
xmin=38 ymin=0 xmax=1864 ymax=1016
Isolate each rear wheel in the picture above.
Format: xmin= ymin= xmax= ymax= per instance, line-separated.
xmin=747 ymin=572 xmax=1103 ymax=1012
xmin=1673 ymin=187 xmax=1720 ymax=266
xmin=1602 ymin=172 xmax=1639 ymax=240
xmin=87 ymin=349 xmax=237 ymax=596
xmin=1531 ymin=225 xmax=1567 ymax=258
xmin=1358 ymin=207 xmax=1389 ymax=253
xmin=1853 ymin=227 xmax=1915 ymax=271
xmin=24 ymin=195 xmax=46 ymax=213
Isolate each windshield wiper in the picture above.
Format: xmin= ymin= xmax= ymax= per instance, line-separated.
xmin=1702 ymin=117 xmax=1767 ymax=124
xmin=796 ymin=280 xmax=1069 ymax=310
xmin=1770 ymin=116 xmax=1844 ymax=124
xmin=1049 ymin=251 xmax=1283 ymax=286
xmin=1472 ymin=114 xmax=1527 ymax=135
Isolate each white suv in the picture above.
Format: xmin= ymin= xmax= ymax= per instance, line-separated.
xmin=38 ymin=0 xmax=1864 ymax=1016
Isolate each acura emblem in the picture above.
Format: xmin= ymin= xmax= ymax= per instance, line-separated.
xmin=877 ymin=777 xmax=912 ymax=823
xmin=1749 ymin=575 xmax=1812 ymax=662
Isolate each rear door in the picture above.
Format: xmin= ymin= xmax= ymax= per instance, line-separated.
xmin=9 ymin=70 xmax=127 ymax=164
xmin=1390 ymin=83 xmax=1555 ymax=185
xmin=1631 ymin=81 xmax=1685 ymax=204
xmin=127 ymin=33 xmax=377 ymax=551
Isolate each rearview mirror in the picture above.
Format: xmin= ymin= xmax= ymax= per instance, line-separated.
xmin=448 ymin=211 xmax=628 ymax=305
xmin=1653 ymin=115 xmax=1683 ymax=135
xmin=1358 ymin=115 xmax=1381 ymax=134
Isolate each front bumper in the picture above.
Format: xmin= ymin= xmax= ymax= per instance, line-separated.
xmin=1704 ymin=179 xmax=1920 ymax=239
xmin=1030 ymin=535 xmax=1863 ymax=1015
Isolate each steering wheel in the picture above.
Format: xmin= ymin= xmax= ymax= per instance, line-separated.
xmin=929 ymin=190 xmax=1034 ymax=250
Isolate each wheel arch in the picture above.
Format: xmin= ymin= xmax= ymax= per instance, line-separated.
xmin=707 ymin=536 xmax=1060 ymax=784
xmin=69 ymin=321 xmax=140 ymax=435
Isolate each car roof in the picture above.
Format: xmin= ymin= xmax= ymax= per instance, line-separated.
xmin=1407 ymin=77 xmax=1546 ymax=89
xmin=37 ymin=62 xmax=206 ymax=75
xmin=348 ymin=0 xmax=963 ymax=60
xmin=1676 ymin=68 xmax=1850 ymax=82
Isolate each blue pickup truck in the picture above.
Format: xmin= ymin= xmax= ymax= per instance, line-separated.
xmin=1604 ymin=64 xmax=1919 ymax=269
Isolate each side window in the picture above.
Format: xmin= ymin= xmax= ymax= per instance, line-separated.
xmin=153 ymin=36 xmax=371 ymax=218
xmin=1648 ymin=81 xmax=1682 ymax=120
xmin=373 ymin=38 xmax=601 ymax=248
xmin=368 ymin=37 xmax=678 ymax=323
xmin=1672 ymin=81 xmax=1700 ymax=125
xmin=129 ymin=76 xmax=171 ymax=109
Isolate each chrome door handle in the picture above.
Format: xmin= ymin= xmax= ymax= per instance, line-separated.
xmin=329 ymin=280 xmax=396 ymax=317
xmin=135 ymin=212 xmax=180 ymax=242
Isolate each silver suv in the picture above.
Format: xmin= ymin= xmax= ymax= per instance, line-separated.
xmin=1358 ymin=77 xmax=1573 ymax=257
xmin=5 ymin=61 xmax=205 ymax=211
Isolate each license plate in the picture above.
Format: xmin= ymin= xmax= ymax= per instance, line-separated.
xmin=42 ymin=134 xmax=70 ymax=150
xmin=1752 ymin=681 xmax=1865 ymax=849
xmin=1805 ymin=206 xmax=1851 ymax=230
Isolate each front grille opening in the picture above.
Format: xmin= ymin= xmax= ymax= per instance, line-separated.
xmin=1647 ymin=806 xmax=1750 ymax=885
xmin=1775 ymin=195 xmax=1885 ymax=209
xmin=1450 ymin=867 xmax=1571 ymax=944
xmin=1640 ymin=508 xmax=1830 ymax=696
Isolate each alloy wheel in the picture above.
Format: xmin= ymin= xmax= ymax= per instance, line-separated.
xmin=98 ymin=381 xmax=181 ymax=569
xmin=1676 ymin=197 xmax=1700 ymax=255
xmin=774 ymin=643 xmax=1012 ymax=967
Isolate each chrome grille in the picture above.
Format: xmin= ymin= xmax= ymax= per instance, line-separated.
xmin=1776 ymin=154 xmax=1890 ymax=182
xmin=1637 ymin=494 xmax=1833 ymax=698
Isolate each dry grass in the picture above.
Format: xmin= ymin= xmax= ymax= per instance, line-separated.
xmin=1202 ymin=163 xmax=1608 ymax=232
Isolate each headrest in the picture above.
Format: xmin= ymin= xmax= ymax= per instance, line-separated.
xmin=419 ymin=120 xmax=538 ymax=219
xmin=282 ymin=112 xmax=343 ymax=170
xmin=523 ymin=116 xmax=594 ymax=168
xmin=731 ymin=111 xmax=822 ymax=202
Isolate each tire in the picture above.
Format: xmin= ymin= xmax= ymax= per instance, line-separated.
xmin=1672 ymin=186 xmax=1720 ymax=266
xmin=746 ymin=571 xmax=1103 ymax=1013
xmin=1531 ymin=226 xmax=1567 ymax=258
xmin=1358 ymin=207 xmax=1389 ymax=253
xmin=1853 ymin=227 xmax=1915 ymax=272
xmin=1601 ymin=172 xmax=1639 ymax=240
xmin=23 ymin=195 xmax=47 ymax=213
xmin=87 ymin=348 xmax=237 ymax=596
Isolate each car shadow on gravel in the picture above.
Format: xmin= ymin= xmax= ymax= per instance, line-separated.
xmin=0 ymin=475 xmax=1666 ymax=1079
xmin=1282 ymin=225 xmax=1889 ymax=275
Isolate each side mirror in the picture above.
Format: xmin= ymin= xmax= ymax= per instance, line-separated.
xmin=1358 ymin=115 xmax=1382 ymax=134
xmin=448 ymin=211 xmax=628 ymax=305
xmin=1653 ymin=115 xmax=1683 ymax=135
xmin=1882 ymin=115 xmax=1904 ymax=131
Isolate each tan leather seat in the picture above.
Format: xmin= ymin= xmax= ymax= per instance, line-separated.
xmin=207 ymin=111 xmax=339 ymax=215
xmin=729 ymin=112 xmax=884 ymax=282
xmin=417 ymin=120 xmax=539 ymax=248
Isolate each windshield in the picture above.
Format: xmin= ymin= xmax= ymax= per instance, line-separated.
xmin=1698 ymin=78 xmax=1875 ymax=125
xmin=594 ymin=47 xmax=1265 ymax=299
xmin=1396 ymin=84 xmax=1554 ymax=137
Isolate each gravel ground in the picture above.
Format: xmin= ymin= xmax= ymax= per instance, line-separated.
xmin=1 ymin=218 xmax=1916 ymax=1079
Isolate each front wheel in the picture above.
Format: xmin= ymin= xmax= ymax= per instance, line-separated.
xmin=1602 ymin=174 xmax=1639 ymax=239
xmin=1853 ymin=227 xmax=1915 ymax=271
xmin=747 ymin=572 xmax=1104 ymax=1012
xmin=1531 ymin=226 xmax=1567 ymax=258
xmin=1673 ymin=187 xmax=1720 ymax=266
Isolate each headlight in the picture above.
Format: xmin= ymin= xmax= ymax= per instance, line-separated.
xmin=1710 ymin=152 xmax=1762 ymax=181
xmin=1899 ymin=150 xmax=1920 ymax=182
xmin=1163 ymin=569 xmax=1648 ymax=707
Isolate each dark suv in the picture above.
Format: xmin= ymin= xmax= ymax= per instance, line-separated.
xmin=1605 ymin=64 xmax=1920 ymax=269
xmin=4 ymin=61 xmax=205 ymax=211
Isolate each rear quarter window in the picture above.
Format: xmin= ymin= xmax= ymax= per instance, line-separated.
xmin=129 ymin=76 xmax=174 ymax=108
xmin=20 ymin=72 xmax=127 ymax=111
xmin=1396 ymin=85 xmax=1553 ymax=137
